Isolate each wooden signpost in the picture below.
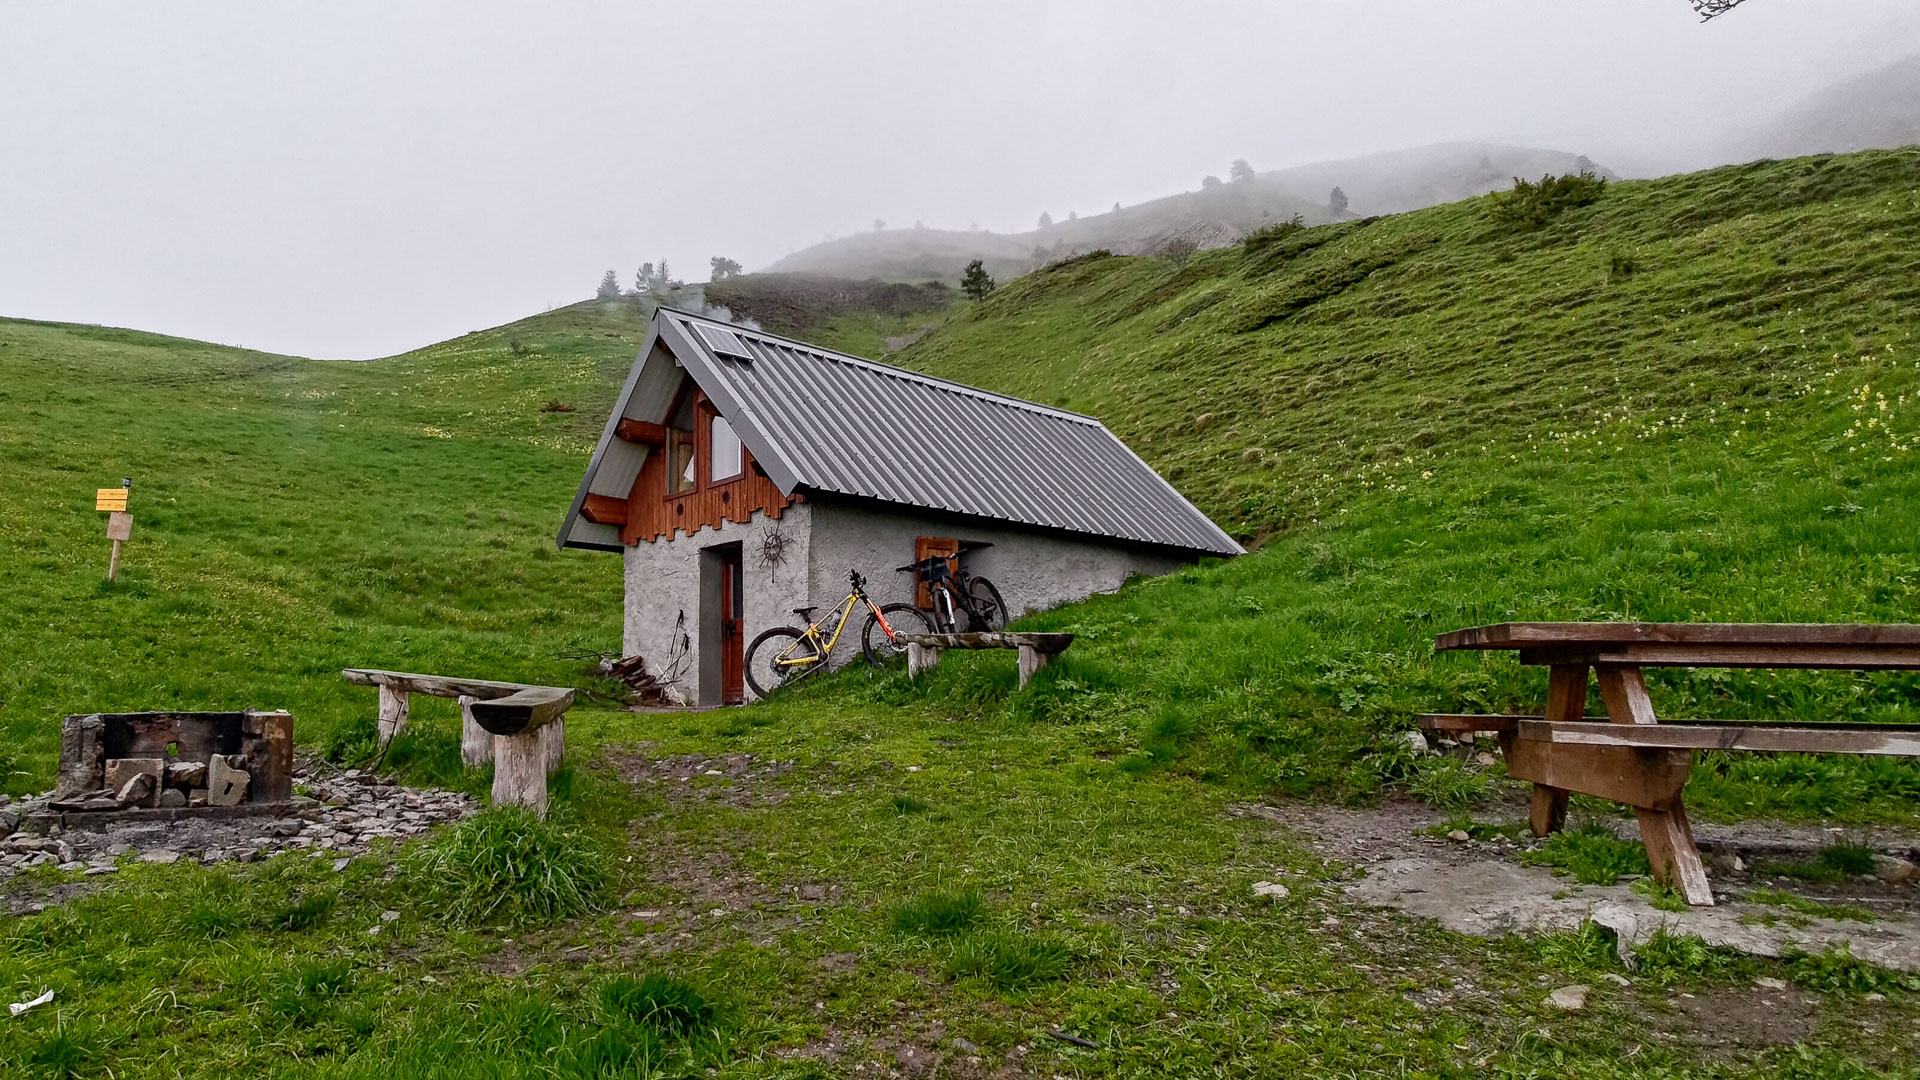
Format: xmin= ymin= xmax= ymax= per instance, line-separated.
xmin=96 ymin=479 xmax=132 ymax=581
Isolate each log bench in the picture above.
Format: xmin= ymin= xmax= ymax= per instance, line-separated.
xmin=901 ymin=633 xmax=1074 ymax=689
xmin=1426 ymin=622 xmax=1920 ymax=907
xmin=342 ymin=668 xmax=575 ymax=817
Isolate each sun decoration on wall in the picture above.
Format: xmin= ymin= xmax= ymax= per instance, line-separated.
xmin=756 ymin=523 xmax=789 ymax=580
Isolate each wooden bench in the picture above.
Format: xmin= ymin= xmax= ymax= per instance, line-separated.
xmin=1428 ymin=622 xmax=1920 ymax=906
xmin=342 ymin=668 xmax=575 ymax=817
xmin=901 ymin=633 xmax=1074 ymax=689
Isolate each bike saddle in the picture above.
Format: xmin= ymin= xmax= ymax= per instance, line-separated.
xmin=791 ymin=606 xmax=818 ymax=621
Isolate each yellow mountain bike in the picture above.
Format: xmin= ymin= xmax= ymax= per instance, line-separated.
xmin=744 ymin=570 xmax=933 ymax=698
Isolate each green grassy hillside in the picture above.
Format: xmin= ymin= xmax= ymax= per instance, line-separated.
xmin=5 ymin=152 xmax=1920 ymax=1080
xmin=0 ymin=301 xmax=649 ymax=789
xmin=0 ymin=296 xmax=953 ymax=790
xmin=869 ymin=149 xmax=1920 ymax=821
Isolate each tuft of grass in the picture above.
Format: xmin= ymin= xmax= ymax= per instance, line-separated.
xmin=1404 ymin=756 xmax=1492 ymax=810
xmin=265 ymin=891 xmax=337 ymax=932
xmin=1427 ymin=816 xmax=1527 ymax=843
xmin=890 ymin=793 xmax=930 ymax=814
xmin=1748 ymin=887 xmax=1880 ymax=923
xmin=890 ymin=886 xmax=984 ymax=936
xmin=1632 ymin=929 xmax=1747 ymax=984
xmin=1757 ymin=841 xmax=1879 ymax=883
xmin=27 ymin=1019 xmax=100 ymax=1080
xmin=598 ymin=972 xmax=726 ymax=1040
xmin=945 ymin=930 xmax=1075 ymax=990
xmin=1521 ymin=823 xmax=1651 ymax=885
xmin=1631 ymin=877 xmax=1691 ymax=913
xmin=1533 ymin=921 xmax=1625 ymax=975
xmin=268 ymin=958 xmax=357 ymax=1023
xmin=1785 ymin=945 xmax=1920 ymax=995
xmin=565 ymin=1025 xmax=667 ymax=1076
xmin=179 ymin=899 xmax=243 ymax=939
xmin=404 ymin=806 xmax=608 ymax=928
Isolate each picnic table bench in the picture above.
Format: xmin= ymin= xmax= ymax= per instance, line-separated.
xmin=902 ymin=633 xmax=1074 ymax=689
xmin=342 ymin=668 xmax=575 ymax=817
xmin=1425 ymin=623 xmax=1920 ymax=906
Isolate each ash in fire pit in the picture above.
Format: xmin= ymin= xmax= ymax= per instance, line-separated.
xmin=53 ymin=711 xmax=293 ymax=813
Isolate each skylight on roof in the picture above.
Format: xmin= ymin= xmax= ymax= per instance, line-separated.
xmin=694 ymin=323 xmax=754 ymax=361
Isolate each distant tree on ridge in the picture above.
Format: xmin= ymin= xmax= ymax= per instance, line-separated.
xmin=709 ymin=256 xmax=743 ymax=281
xmin=596 ymin=269 xmax=622 ymax=299
xmin=873 ymin=218 xmax=886 ymax=231
xmin=961 ymin=259 xmax=996 ymax=301
xmin=1200 ymin=174 xmax=1222 ymax=189
xmin=1329 ymin=186 xmax=1349 ymax=217
xmin=1230 ymin=158 xmax=1255 ymax=183
xmin=635 ymin=261 xmax=681 ymax=296
xmin=1037 ymin=211 xmax=1054 ymax=229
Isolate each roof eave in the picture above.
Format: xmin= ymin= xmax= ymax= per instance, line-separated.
xmin=554 ymin=319 xmax=665 ymax=552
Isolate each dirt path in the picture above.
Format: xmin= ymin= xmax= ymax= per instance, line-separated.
xmin=1234 ymin=799 xmax=1920 ymax=972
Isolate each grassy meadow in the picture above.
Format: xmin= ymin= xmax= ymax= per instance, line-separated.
xmin=3 ymin=150 xmax=1920 ymax=1077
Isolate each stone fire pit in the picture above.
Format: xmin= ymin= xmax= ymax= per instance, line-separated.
xmin=52 ymin=710 xmax=293 ymax=814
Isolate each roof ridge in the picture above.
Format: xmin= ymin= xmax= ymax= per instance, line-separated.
xmin=663 ymin=307 xmax=1104 ymax=427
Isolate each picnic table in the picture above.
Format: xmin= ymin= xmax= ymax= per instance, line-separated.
xmin=1425 ymin=623 xmax=1920 ymax=906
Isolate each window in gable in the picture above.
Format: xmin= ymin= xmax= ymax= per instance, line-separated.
xmin=666 ymin=391 xmax=696 ymax=494
xmin=710 ymin=415 xmax=743 ymax=482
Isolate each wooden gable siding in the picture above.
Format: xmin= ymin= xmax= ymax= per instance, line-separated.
xmin=620 ymin=386 xmax=791 ymax=544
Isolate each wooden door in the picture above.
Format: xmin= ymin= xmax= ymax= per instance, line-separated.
xmin=720 ymin=548 xmax=746 ymax=704
xmin=913 ymin=536 xmax=960 ymax=609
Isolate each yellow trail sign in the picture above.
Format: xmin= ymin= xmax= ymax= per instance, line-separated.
xmin=96 ymin=489 xmax=128 ymax=511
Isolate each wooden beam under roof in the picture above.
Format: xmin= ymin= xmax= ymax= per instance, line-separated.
xmin=616 ymin=418 xmax=667 ymax=445
xmin=579 ymin=493 xmax=630 ymax=526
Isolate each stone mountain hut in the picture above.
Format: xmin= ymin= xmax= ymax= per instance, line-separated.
xmin=557 ymin=309 xmax=1241 ymax=705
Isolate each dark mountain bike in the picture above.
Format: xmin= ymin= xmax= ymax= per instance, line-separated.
xmin=897 ymin=555 xmax=1008 ymax=634
xmin=744 ymin=571 xmax=933 ymax=698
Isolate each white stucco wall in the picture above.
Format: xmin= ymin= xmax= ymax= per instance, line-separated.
xmin=621 ymin=497 xmax=1198 ymax=704
xmin=622 ymin=503 xmax=813 ymax=706
xmin=804 ymin=498 xmax=1190 ymax=638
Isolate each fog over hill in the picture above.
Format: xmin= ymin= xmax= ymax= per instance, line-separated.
xmin=7 ymin=4 xmax=1920 ymax=358
xmin=1734 ymin=53 xmax=1920 ymax=161
xmin=768 ymin=143 xmax=1612 ymax=283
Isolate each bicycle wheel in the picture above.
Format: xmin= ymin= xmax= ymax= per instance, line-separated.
xmin=745 ymin=626 xmax=824 ymax=698
xmin=966 ymin=577 xmax=1009 ymax=632
xmin=863 ymin=603 xmax=933 ymax=667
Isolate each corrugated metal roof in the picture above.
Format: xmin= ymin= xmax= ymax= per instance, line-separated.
xmin=560 ymin=309 xmax=1242 ymax=557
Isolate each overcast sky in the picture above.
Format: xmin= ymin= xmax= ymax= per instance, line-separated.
xmin=4 ymin=1 xmax=1917 ymax=359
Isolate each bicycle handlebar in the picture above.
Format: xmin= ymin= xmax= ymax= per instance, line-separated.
xmin=848 ymin=569 xmax=866 ymax=594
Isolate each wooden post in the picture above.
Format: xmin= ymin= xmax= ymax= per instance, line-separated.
xmin=1529 ymin=664 xmax=1585 ymax=836
xmin=492 ymin=732 xmax=548 ymax=818
xmin=543 ymin=717 xmax=565 ymax=778
xmin=1596 ymin=665 xmax=1714 ymax=906
xmin=104 ymin=510 xmax=132 ymax=582
xmin=1017 ymin=644 xmax=1049 ymax=688
xmin=907 ymin=642 xmax=941 ymax=678
xmin=376 ymin=684 xmax=410 ymax=744
xmin=458 ymin=695 xmax=492 ymax=768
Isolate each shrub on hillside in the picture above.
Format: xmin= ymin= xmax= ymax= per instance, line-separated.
xmin=405 ymin=806 xmax=608 ymax=927
xmin=1242 ymin=214 xmax=1306 ymax=251
xmin=1161 ymin=235 xmax=1199 ymax=269
xmin=1041 ymin=249 xmax=1114 ymax=274
xmin=1488 ymin=171 xmax=1607 ymax=229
